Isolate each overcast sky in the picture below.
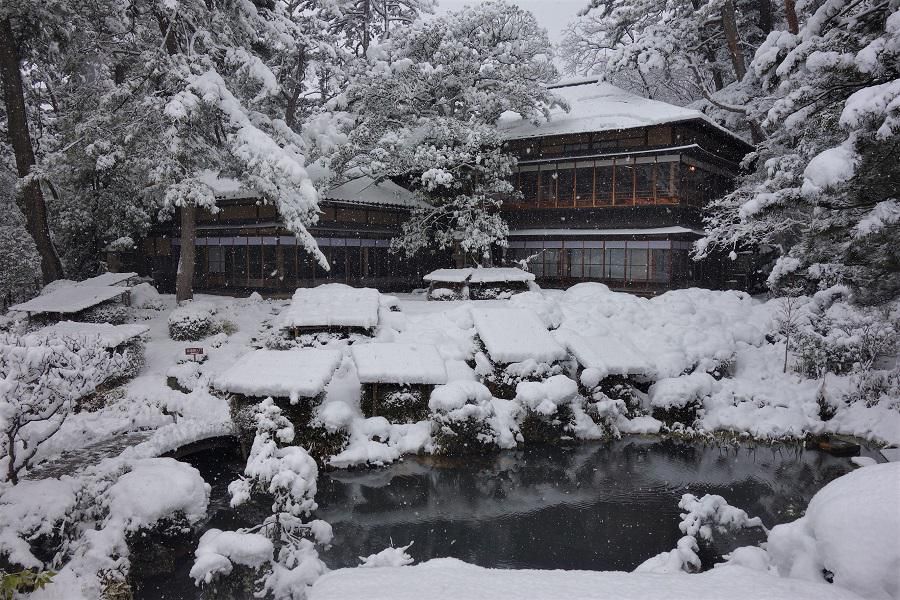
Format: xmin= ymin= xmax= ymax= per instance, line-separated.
xmin=433 ymin=0 xmax=587 ymax=43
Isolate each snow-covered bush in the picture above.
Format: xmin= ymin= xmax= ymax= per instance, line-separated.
xmin=649 ymin=372 xmax=718 ymax=427
xmin=514 ymin=375 xmax=579 ymax=444
xmin=168 ymin=301 xmax=220 ymax=341
xmin=77 ymin=301 xmax=132 ymax=325
xmin=130 ymin=283 xmax=165 ymax=310
xmin=0 ymin=333 xmax=127 ymax=484
xmin=359 ymin=543 xmax=415 ymax=568
xmin=475 ymin=350 xmax=565 ymax=400
xmin=429 ymin=381 xmax=499 ymax=455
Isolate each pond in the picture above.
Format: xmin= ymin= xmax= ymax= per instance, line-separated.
xmin=136 ymin=437 xmax=878 ymax=599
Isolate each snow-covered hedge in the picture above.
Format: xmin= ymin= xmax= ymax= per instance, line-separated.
xmin=168 ymin=301 xmax=220 ymax=341
xmin=429 ymin=381 xmax=499 ymax=455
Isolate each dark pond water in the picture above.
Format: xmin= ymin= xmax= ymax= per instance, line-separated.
xmin=136 ymin=437 xmax=879 ymax=599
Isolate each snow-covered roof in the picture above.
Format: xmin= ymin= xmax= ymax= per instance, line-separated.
xmin=559 ymin=331 xmax=651 ymax=376
xmin=24 ymin=321 xmax=149 ymax=348
xmin=508 ymin=226 xmax=703 ymax=237
xmin=499 ymin=80 xmax=744 ymax=145
xmin=472 ymin=308 xmax=567 ymax=364
xmin=214 ymin=348 xmax=342 ymax=400
xmin=351 ymin=343 xmax=448 ymax=385
xmin=424 ymin=268 xmax=535 ymax=284
xmin=279 ymin=284 xmax=381 ymax=330
xmin=323 ymin=177 xmax=423 ymax=209
xmin=10 ymin=285 xmax=130 ymax=315
xmin=79 ymin=272 xmax=138 ymax=287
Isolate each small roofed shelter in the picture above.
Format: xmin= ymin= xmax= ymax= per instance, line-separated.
xmin=471 ymin=307 xmax=568 ymax=398
xmin=279 ymin=284 xmax=381 ymax=340
xmin=351 ymin=343 xmax=448 ymax=423
xmin=214 ymin=348 xmax=343 ymax=450
xmin=560 ymin=331 xmax=651 ymax=380
xmin=423 ymin=268 xmax=535 ymax=300
xmin=10 ymin=283 xmax=134 ymax=320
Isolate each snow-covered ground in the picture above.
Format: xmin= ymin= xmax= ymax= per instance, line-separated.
xmin=1 ymin=283 xmax=898 ymax=599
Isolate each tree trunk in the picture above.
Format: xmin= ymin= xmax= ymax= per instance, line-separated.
xmin=758 ymin=0 xmax=773 ymax=33
xmin=176 ymin=205 xmax=197 ymax=302
xmin=784 ymin=0 xmax=799 ymax=34
xmin=0 ymin=17 xmax=63 ymax=285
xmin=721 ymin=0 xmax=747 ymax=81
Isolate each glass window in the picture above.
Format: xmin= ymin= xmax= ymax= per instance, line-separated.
xmin=543 ymin=248 xmax=560 ymax=277
xmin=595 ymin=165 xmax=613 ymax=205
xmin=208 ymin=246 xmax=225 ymax=273
xmin=586 ymin=248 xmax=604 ymax=279
xmin=347 ymin=246 xmax=362 ymax=280
xmin=575 ymin=166 xmax=593 ymax=206
xmin=650 ymin=249 xmax=669 ymax=282
xmin=556 ymin=167 xmax=575 ymax=205
xmin=615 ymin=163 xmax=634 ymax=204
xmin=233 ymin=245 xmax=248 ymax=284
xmin=263 ymin=245 xmax=277 ymax=280
xmin=330 ymin=247 xmax=346 ymax=279
xmin=538 ymin=166 xmax=557 ymax=204
xmin=283 ymin=245 xmax=296 ymax=281
xmin=568 ymin=248 xmax=584 ymax=278
xmin=248 ymin=245 xmax=262 ymax=279
xmin=635 ymin=164 xmax=654 ymax=201
xmin=606 ymin=248 xmax=625 ymax=280
xmin=656 ymin=163 xmax=676 ymax=200
xmin=518 ymin=170 xmax=538 ymax=202
xmin=628 ymin=248 xmax=649 ymax=281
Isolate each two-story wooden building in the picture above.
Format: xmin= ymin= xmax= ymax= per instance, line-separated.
xmin=498 ymin=78 xmax=755 ymax=294
xmin=132 ymin=176 xmax=444 ymax=294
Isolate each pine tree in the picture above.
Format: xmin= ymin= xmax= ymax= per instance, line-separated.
xmin=325 ymin=0 xmax=559 ymax=261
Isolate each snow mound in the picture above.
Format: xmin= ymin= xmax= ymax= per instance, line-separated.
xmin=767 ymin=462 xmax=900 ymax=600
xmin=106 ymin=458 xmax=210 ymax=531
xmin=190 ymin=529 xmax=274 ymax=584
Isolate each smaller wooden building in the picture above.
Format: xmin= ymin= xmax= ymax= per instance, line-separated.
xmin=351 ymin=343 xmax=448 ymax=423
xmin=423 ymin=268 xmax=535 ymax=300
xmin=278 ymin=284 xmax=383 ymax=340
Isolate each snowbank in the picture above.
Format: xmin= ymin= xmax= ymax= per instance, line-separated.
xmin=561 ymin=331 xmax=651 ymax=377
xmin=766 ymin=463 xmax=900 ymax=600
xmin=310 ymin=558 xmax=864 ymax=600
xmin=352 ymin=343 xmax=447 ymax=385
xmin=472 ymin=308 xmax=566 ymax=363
xmin=280 ymin=284 xmax=381 ymax=329
xmin=214 ymin=348 xmax=342 ymax=401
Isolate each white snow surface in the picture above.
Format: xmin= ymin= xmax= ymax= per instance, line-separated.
xmin=423 ymin=268 xmax=472 ymax=283
xmin=498 ymin=80 xmax=745 ymax=145
xmin=561 ymin=330 xmax=651 ymax=376
xmin=322 ymin=176 xmax=423 ymax=209
xmin=24 ymin=321 xmax=149 ymax=348
xmin=310 ymin=558 xmax=864 ymax=600
xmin=10 ymin=285 xmax=129 ymax=315
xmin=351 ymin=343 xmax=448 ymax=385
xmin=214 ymin=348 xmax=342 ymax=400
xmin=78 ymin=272 xmax=138 ymax=287
xmin=105 ymin=457 xmax=210 ymax=532
xmin=190 ymin=528 xmax=274 ymax=584
xmin=280 ymin=284 xmax=381 ymax=329
xmin=424 ymin=267 xmax=535 ymax=283
xmin=472 ymin=307 xmax=566 ymax=364
xmin=766 ymin=463 xmax=900 ymax=600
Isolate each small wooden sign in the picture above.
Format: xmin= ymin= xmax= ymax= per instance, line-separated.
xmin=185 ymin=347 xmax=204 ymax=356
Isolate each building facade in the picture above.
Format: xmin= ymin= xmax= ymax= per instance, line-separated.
xmin=133 ymin=177 xmax=444 ymax=294
xmin=498 ymin=79 xmax=755 ymax=294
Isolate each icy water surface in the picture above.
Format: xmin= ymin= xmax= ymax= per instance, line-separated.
xmin=137 ymin=437 xmax=878 ymax=598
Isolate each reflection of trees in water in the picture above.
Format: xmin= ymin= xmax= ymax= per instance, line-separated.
xmin=310 ymin=439 xmax=862 ymax=570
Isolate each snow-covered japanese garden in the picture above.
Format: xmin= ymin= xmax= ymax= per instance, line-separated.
xmin=1 ymin=0 xmax=899 ymax=598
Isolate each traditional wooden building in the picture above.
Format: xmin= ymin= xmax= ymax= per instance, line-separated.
xmin=498 ymin=79 xmax=756 ymax=294
xmin=133 ymin=177 xmax=444 ymax=294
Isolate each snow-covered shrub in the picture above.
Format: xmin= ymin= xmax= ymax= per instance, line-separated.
xmin=429 ymin=381 xmax=499 ymax=455
xmin=201 ymin=399 xmax=330 ymax=600
xmin=468 ymin=282 xmax=529 ymax=300
xmin=130 ymin=282 xmax=165 ymax=310
xmin=428 ymin=286 xmax=463 ymax=301
xmin=0 ymin=333 xmax=127 ymax=484
xmin=168 ymin=301 xmax=220 ymax=341
xmin=476 ymin=352 xmax=565 ymax=400
xmin=514 ymin=375 xmax=579 ymax=444
xmin=77 ymin=301 xmax=132 ymax=325
xmin=361 ymin=385 xmax=429 ymax=424
xmin=649 ymin=372 xmax=717 ymax=427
